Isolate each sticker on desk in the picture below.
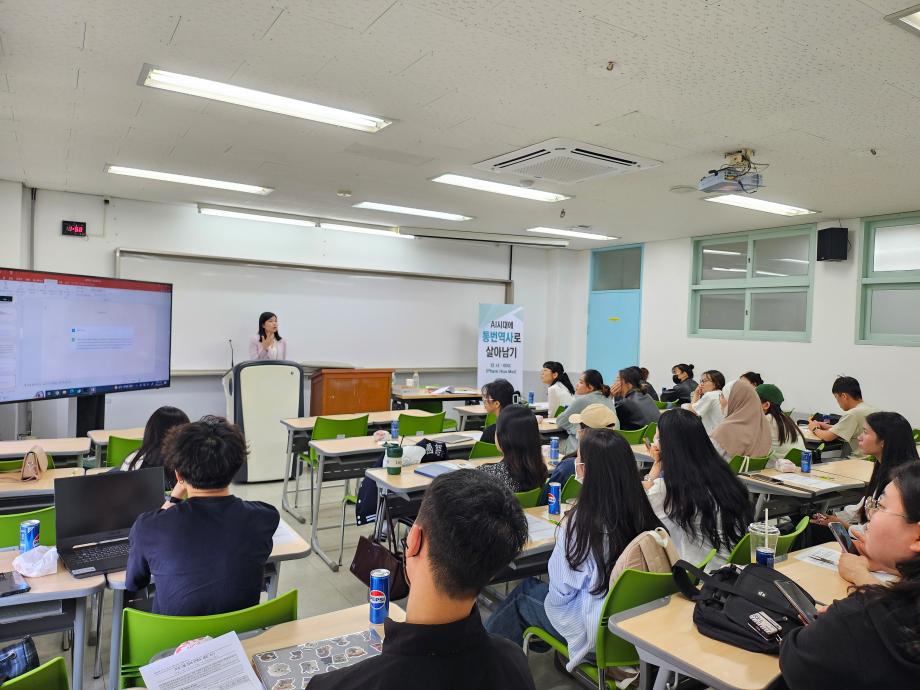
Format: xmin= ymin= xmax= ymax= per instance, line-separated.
xmin=252 ymin=629 xmax=382 ymax=688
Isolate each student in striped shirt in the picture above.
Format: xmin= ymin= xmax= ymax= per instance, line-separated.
xmin=485 ymin=429 xmax=662 ymax=670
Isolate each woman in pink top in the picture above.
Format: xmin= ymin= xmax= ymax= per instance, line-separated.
xmin=248 ymin=311 xmax=287 ymax=360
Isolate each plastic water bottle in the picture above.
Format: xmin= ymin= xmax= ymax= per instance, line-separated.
xmin=390 ymin=420 xmax=399 ymax=440
xmin=412 ymin=371 xmax=420 ymax=388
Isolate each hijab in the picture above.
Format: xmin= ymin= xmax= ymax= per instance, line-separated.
xmin=710 ymin=379 xmax=773 ymax=458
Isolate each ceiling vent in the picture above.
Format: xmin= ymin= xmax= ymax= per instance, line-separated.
xmin=474 ymin=138 xmax=660 ymax=185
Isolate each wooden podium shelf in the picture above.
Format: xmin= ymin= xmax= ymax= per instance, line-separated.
xmin=309 ymin=368 xmax=394 ymax=415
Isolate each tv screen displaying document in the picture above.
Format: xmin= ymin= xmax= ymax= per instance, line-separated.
xmin=0 ymin=268 xmax=172 ymax=404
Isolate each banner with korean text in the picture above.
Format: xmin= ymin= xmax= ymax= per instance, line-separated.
xmin=477 ymin=304 xmax=523 ymax=393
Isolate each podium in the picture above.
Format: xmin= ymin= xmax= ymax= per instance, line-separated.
xmin=223 ymin=360 xmax=304 ymax=482
xmin=309 ymin=368 xmax=393 ymax=415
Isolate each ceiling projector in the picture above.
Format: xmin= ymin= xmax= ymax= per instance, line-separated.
xmin=698 ymin=148 xmax=765 ymax=193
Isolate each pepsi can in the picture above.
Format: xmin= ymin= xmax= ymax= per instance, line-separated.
xmin=756 ymin=546 xmax=775 ymax=567
xmin=547 ymin=482 xmax=561 ymax=515
xmin=369 ymin=568 xmax=390 ymax=624
xmin=800 ymin=450 xmax=812 ymax=474
xmin=19 ymin=520 xmax=40 ymax=553
xmin=549 ymin=436 xmax=559 ymax=461
xmin=527 ymin=391 xmax=535 ymax=405
xmin=390 ymin=420 xmax=399 ymax=440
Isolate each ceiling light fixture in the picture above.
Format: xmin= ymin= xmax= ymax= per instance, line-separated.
xmin=702 ymin=249 xmax=743 ymax=256
xmin=109 ymin=165 xmax=273 ymax=194
xmin=353 ymin=201 xmax=472 ymax=221
xmin=432 ymin=174 xmax=571 ymax=202
xmin=885 ymin=5 xmax=920 ymax=37
xmin=199 ymin=205 xmax=313 ymax=226
xmin=319 ymin=222 xmax=414 ymax=240
xmin=525 ymin=227 xmax=617 ymax=241
xmin=703 ymin=194 xmax=816 ymax=216
xmin=139 ymin=65 xmax=391 ymax=132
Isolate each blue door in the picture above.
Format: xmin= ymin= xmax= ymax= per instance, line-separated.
xmin=586 ymin=246 xmax=643 ymax=382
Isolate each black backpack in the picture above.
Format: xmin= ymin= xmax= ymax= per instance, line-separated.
xmin=671 ymin=560 xmax=815 ymax=654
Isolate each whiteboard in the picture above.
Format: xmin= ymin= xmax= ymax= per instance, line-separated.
xmin=119 ymin=253 xmax=507 ymax=371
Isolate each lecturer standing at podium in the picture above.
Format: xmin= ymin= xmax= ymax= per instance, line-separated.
xmin=249 ymin=311 xmax=287 ymax=360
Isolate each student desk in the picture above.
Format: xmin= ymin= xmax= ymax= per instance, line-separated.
xmin=0 ymin=549 xmax=105 ymax=690
xmin=609 ymin=543 xmax=850 ymax=690
xmin=306 ymin=432 xmax=480 ymax=571
xmin=87 ymin=427 xmax=144 ymax=467
xmin=0 ymin=467 xmax=85 ymax=512
xmin=391 ymin=386 xmax=482 ymax=406
xmin=815 ymin=457 xmax=875 ymax=483
xmin=739 ymin=466 xmax=866 ymax=520
xmin=104 ymin=518 xmax=310 ymax=690
xmin=456 ymin=402 xmax=550 ymax=430
xmin=0 ymin=437 xmax=90 ymax=465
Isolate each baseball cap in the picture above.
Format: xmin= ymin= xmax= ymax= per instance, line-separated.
xmin=569 ymin=403 xmax=618 ymax=429
xmin=756 ymin=383 xmax=784 ymax=406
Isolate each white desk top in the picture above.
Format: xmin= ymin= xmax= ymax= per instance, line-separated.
xmin=0 ymin=438 xmax=90 ymax=459
xmin=366 ymin=457 xmax=501 ymax=493
xmin=281 ymin=409 xmax=431 ymax=432
xmin=87 ymin=428 xmax=145 ymax=446
xmin=310 ymin=431 xmax=481 ymax=458
xmin=0 ymin=467 xmax=85 ymax=497
xmin=0 ymin=549 xmax=105 ymax=605
xmin=392 ymin=387 xmax=481 ymax=401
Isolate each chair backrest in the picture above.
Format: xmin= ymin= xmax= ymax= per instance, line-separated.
xmin=398 ymin=411 xmax=445 ymax=437
xmin=107 ymin=436 xmax=144 ymax=468
xmin=783 ymin=448 xmax=802 ymax=467
xmin=654 ymin=400 xmax=668 ymax=410
xmin=469 ymin=441 xmax=500 ymax=460
xmin=407 ymin=399 xmax=444 ymax=414
xmin=553 ymin=405 xmax=567 ymax=418
xmin=560 ymin=475 xmax=581 ymax=503
xmin=484 ymin=412 xmax=497 ymax=428
xmin=120 ymin=590 xmax=298 ymax=688
xmin=0 ymin=455 xmax=56 ymax=473
xmin=615 ymin=426 xmax=649 ymax=445
xmin=728 ymin=454 xmax=771 ymax=474
xmin=310 ymin=415 xmax=370 ymax=461
xmin=0 ymin=506 xmax=56 ymax=547
xmin=727 ymin=516 xmax=809 ymax=566
xmin=914 ymin=428 xmax=920 ymax=443
xmin=644 ymin=421 xmax=657 ymax=442
xmin=514 ymin=486 xmax=543 ymax=509
xmin=2 ymin=656 xmax=69 ymax=690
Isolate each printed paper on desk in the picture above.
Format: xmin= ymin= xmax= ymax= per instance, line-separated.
xmin=526 ymin=514 xmax=557 ymax=543
xmin=272 ymin=520 xmax=300 ymax=546
xmin=796 ymin=547 xmax=898 ymax=582
xmin=140 ymin=631 xmax=262 ymax=690
xmin=774 ymin=473 xmax=839 ymax=491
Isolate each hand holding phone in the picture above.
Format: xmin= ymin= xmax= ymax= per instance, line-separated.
xmin=775 ymin=580 xmax=818 ymax=625
xmin=829 ymin=521 xmax=859 ymax=554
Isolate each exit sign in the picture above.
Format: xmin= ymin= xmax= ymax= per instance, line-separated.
xmin=62 ymin=221 xmax=87 ymax=237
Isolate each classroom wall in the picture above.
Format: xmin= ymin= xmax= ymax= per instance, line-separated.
xmin=639 ymin=219 xmax=920 ymax=423
xmin=0 ymin=180 xmax=29 ymax=439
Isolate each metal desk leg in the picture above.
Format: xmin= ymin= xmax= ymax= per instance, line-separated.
xmin=282 ymin=429 xmax=307 ymax=524
xmin=310 ymin=454 xmax=338 ymax=571
xmin=459 ymin=412 xmax=468 ymax=431
xmin=651 ymin=666 xmax=671 ymax=690
xmin=266 ymin=563 xmax=280 ymax=600
xmin=93 ymin=591 xmax=104 ymax=679
xmin=72 ymin=596 xmax=86 ymax=690
xmin=107 ymin=589 xmax=124 ymax=690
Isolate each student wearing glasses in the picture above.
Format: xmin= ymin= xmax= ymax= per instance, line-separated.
xmin=479 ymin=378 xmax=516 ymax=445
xmin=807 ymin=376 xmax=878 ymax=456
xmin=682 ymin=369 xmax=725 ymax=434
xmin=556 ymin=369 xmax=617 ymax=453
xmin=778 ymin=462 xmax=920 ymax=689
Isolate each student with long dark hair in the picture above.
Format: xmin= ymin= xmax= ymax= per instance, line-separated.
xmin=638 ymin=367 xmax=659 ymax=401
xmin=683 ymin=369 xmax=725 ymax=434
xmin=479 ymin=404 xmax=547 ymax=494
xmin=485 ymin=429 xmax=663 ymax=671
xmin=249 ymin=311 xmax=286 ymax=360
xmin=779 ymin=462 xmax=920 ymax=688
xmin=479 ymin=378 xmax=516 ymax=444
xmin=556 ymin=369 xmax=617 ymax=453
xmin=755 ymin=384 xmax=805 ymax=461
xmin=741 ymin=371 xmax=764 ymax=387
xmin=612 ymin=366 xmax=660 ymax=431
xmin=643 ymin=409 xmax=752 ymax=566
xmin=122 ymin=406 xmax=190 ymax=489
xmin=541 ymin=361 xmax=575 ymax=417
xmin=813 ymin=411 xmax=920 ymax=528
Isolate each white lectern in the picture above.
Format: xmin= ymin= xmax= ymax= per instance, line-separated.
xmin=223 ymin=360 xmax=304 ymax=482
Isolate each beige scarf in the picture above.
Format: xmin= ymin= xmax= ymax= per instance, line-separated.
xmin=710 ymin=380 xmax=773 ymax=459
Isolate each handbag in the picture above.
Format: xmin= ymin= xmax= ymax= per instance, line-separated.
xmin=0 ymin=636 xmax=39 ymax=684
xmin=20 ymin=446 xmax=49 ymax=481
xmin=671 ymin=560 xmax=814 ymax=654
xmin=349 ymin=498 xmax=410 ymax=600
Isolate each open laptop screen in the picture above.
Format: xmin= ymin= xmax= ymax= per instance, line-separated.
xmin=55 ymin=468 xmax=166 ymax=549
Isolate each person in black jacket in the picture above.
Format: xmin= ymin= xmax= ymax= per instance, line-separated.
xmin=311 ymin=470 xmax=535 ymax=690
xmin=778 ymin=462 xmax=920 ymax=689
xmin=612 ymin=367 xmax=661 ymax=431
xmin=662 ymin=363 xmax=697 ymax=404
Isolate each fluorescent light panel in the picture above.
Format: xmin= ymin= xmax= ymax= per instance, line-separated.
xmin=140 ymin=65 xmax=391 ymax=132
xmin=526 ymin=227 xmax=617 ymax=241
xmin=431 ymin=174 xmax=570 ymax=202
xmin=885 ymin=5 xmax=920 ymax=35
xmin=199 ymin=206 xmax=313 ymax=226
xmin=353 ymin=201 xmax=472 ymax=221
xmin=320 ymin=222 xmax=414 ymax=240
xmin=108 ymin=165 xmax=272 ymax=195
xmin=704 ymin=194 xmax=816 ymax=216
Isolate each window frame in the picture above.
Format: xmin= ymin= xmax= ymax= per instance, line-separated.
xmin=857 ymin=211 xmax=920 ymax=346
xmin=688 ymin=224 xmax=816 ymax=342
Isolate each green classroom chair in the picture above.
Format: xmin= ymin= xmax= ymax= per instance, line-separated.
xmin=298 ymin=415 xmax=369 ymax=523
xmin=561 ymin=475 xmax=581 ymax=503
xmin=469 ymin=441 xmax=500 ymax=459
xmin=0 ymin=455 xmax=56 ymax=473
xmin=398 ymin=411 xmax=446 ymax=437
xmin=553 ymin=405 xmax=567 ymax=418
xmin=523 ymin=550 xmax=715 ymax=690
xmin=727 ymin=515 xmax=810 ymax=566
xmin=484 ymin=412 xmax=497 ymax=428
xmin=643 ymin=422 xmax=657 ymax=443
xmin=783 ymin=443 xmax=825 ymax=467
xmin=107 ymin=435 xmax=143 ymax=468
xmin=614 ymin=426 xmax=649 ymax=446
xmin=119 ymin=590 xmax=298 ymax=689
xmin=727 ymin=454 xmax=772 ymax=474
xmin=1 ymin=656 xmax=69 ymax=689
xmin=654 ymin=400 xmax=674 ymax=410
xmin=407 ymin=399 xmax=457 ymax=431
xmin=514 ymin=486 xmax=543 ymax=509
xmin=914 ymin=428 xmax=920 ymax=443
xmin=0 ymin=506 xmax=56 ymax=547
xmin=782 ymin=408 xmax=795 ymax=416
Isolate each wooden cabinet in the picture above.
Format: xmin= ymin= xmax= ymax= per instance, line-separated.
xmin=309 ymin=368 xmax=394 ymax=415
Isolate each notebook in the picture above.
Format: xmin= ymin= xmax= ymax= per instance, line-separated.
xmin=413 ymin=462 xmax=469 ymax=478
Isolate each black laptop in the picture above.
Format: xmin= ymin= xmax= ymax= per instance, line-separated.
xmin=55 ymin=468 xmax=165 ymax=578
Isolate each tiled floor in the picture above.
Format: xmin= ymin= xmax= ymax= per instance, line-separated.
xmin=35 ymin=477 xmax=584 ymax=689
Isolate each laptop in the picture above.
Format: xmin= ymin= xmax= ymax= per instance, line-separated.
xmin=55 ymin=468 xmax=166 ymax=578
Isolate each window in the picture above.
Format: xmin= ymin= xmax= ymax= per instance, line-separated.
xmin=591 ymin=246 xmax=641 ymax=291
xmin=689 ymin=225 xmax=815 ymax=341
xmin=858 ymin=213 xmax=920 ymax=345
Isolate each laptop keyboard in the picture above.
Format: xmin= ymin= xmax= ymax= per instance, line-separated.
xmin=71 ymin=541 xmax=130 ymax=564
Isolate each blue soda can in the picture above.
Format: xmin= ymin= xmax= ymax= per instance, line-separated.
xmin=547 ymin=482 xmax=561 ymax=515
xmin=549 ymin=436 xmax=559 ymax=461
xmin=20 ymin=520 xmax=40 ymax=553
xmin=390 ymin=420 xmax=399 ymax=440
xmin=527 ymin=391 xmax=535 ymax=405
xmin=756 ymin=546 xmax=775 ymax=567
xmin=369 ymin=569 xmax=390 ymax=624
xmin=800 ymin=450 xmax=812 ymax=474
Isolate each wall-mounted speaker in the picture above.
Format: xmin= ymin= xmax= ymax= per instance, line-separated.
xmin=817 ymin=227 xmax=848 ymax=261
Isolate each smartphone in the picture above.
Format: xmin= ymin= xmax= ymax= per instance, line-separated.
xmin=774 ymin=580 xmax=817 ymax=625
xmin=644 ymin=438 xmax=652 ymax=451
xmin=828 ymin=522 xmax=859 ymax=555
xmin=0 ymin=570 xmax=31 ymax=598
